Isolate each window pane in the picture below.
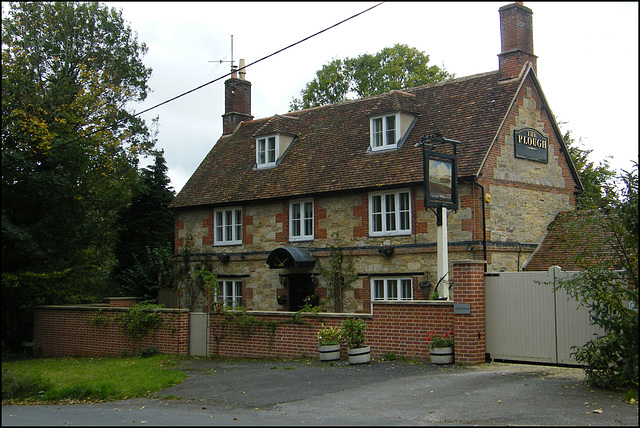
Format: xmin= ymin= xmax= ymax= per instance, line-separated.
xmin=401 ymin=279 xmax=412 ymax=299
xmin=399 ymin=192 xmax=410 ymax=231
xmin=258 ymin=139 xmax=265 ymax=164
xmin=215 ymin=212 xmax=223 ymax=241
xmin=225 ymin=211 xmax=232 ymax=241
xmin=234 ymin=282 xmax=242 ymax=307
xmin=304 ymin=202 xmax=313 ymax=235
xmin=374 ymin=280 xmax=384 ymax=300
xmin=372 ymin=118 xmax=383 ymax=147
xmin=235 ymin=210 xmax=242 ymax=241
xmin=387 ymin=279 xmax=398 ymax=299
xmin=385 ymin=115 xmax=396 ymax=145
xmin=372 ymin=195 xmax=382 ymax=232
xmin=385 ymin=194 xmax=396 ymax=231
xmin=267 ymin=137 xmax=276 ymax=163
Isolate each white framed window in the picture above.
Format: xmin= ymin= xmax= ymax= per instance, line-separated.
xmin=216 ymin=279 xmax=242 ymax=308
xmin=290 ymin=199 xmax=314 ymax=241
xmin=214 ymin=207 xmax=242 ymax=245
xmin=372 ymin=277 xmax=413 ymax=301
xmin=256 ymin=135 xmax=278 ymax=168
xmin=369 ymin=189 xmax=411 ymax=236
xmin=370 ymin=114 xmax=399 ymax=151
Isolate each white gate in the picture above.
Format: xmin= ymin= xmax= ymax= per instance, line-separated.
xmin=189 ymin=312 xmax=209 ymax=357
xmin=485 ymin=266 xmax=604 ymax=365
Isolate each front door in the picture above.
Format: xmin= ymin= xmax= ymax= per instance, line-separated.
xmin=288 ymin=274 xmax=316 ymax=311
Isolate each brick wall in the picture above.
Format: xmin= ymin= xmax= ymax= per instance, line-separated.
xmin=33 ymin=306 xmax=189 ymax=357
xmin=207 ymin=260 xmax=485 ymax=364
xmin=32 ymin=261 xmax=486 ymax=364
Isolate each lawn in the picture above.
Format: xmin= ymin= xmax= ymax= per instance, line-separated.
xmin=2 ymin=353 xmax=187 ymax=403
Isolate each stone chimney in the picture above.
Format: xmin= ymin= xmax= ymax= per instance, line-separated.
xmin=222 ymin=59 xmax=253 ymax=134
xmin=498 ymin=2 xmax=537 ymax=79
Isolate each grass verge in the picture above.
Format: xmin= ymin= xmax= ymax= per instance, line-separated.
xmin=2 ymin=354 xmax=187 ymax=404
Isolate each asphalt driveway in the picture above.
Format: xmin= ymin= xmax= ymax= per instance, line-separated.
xmin=3 ymin=358 xmax=638 ymax=425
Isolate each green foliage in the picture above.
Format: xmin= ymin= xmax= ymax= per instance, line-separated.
xmin=289 ymin=44 xmax=454 ymax=111
xmin=2 ymin=1 xmax=154 ymax=348
xmin=562 ymin=127 xmax=617 ymax=209
xmin=2 ymin=370 xmax=52 ymax=400
xmin=341 ymin=317 xmax=367 ymax=349
xmin=90 ymin=310 xmax=111 ymax=327
xmin=111 ymin=151 xmax=176 ymax=300
xmin=315 ymin=234 xmax=357 ymax=312
xmin=427 ymin=330 xmax=455 ymax=349
xmin=317 ymin=323 xmax=341 ymax=346
xmin=118 ymin=300 xmax=164 ymax=342
xmin=139 ymin=346 xmax=159 ymax=357
xmin=555 ymin=164 xmax=638 ymax=390
xmin=1 ymin=355 xmax=186 ymax=402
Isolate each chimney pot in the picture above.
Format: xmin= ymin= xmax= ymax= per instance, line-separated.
xmin=239 ymin=59 xmax=246 ymax=80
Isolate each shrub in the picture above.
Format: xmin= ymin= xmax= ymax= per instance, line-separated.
xmin=341 ymin=317 xmax=367 ymax=348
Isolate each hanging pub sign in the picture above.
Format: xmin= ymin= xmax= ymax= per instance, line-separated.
xmin=423 ymin=146 xmax=459 ymax=211
xmin=514 ymin=128 xmax=548 ymax=163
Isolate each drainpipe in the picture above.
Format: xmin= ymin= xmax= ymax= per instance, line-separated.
xmin=473 ymin=176 xmax=488 ymax=272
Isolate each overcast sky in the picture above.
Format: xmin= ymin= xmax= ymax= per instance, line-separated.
xmin=108 ymin=2 xmax=638 ymax=193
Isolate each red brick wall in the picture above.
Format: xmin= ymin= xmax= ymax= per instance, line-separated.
xmin=208 ymin=260 xmax=485 ymax=364
xmin=452 ymin=260 xmax=486 ymax=364
xmin=32 ymin=261 xmax=486 ymax=364
xmin=33 ymin=306 xmax=189 ymax=357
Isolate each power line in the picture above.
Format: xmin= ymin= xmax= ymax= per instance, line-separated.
xmin=4 ymin=2 xmax=383 ymax=167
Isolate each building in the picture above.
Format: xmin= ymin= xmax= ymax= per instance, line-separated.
xmin=169 ymin=2 xmax=582 ymax=314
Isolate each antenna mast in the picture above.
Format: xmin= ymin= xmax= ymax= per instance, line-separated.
xmin=209 ymin=34 xmax=237 ymax=76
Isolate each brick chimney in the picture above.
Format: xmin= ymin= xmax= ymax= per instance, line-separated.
xmin=222 ymin=59 xmax=253 ymax=134
xmin=498 ymin=2 xmax=537 ymax=79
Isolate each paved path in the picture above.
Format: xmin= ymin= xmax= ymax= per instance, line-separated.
xmin=3 ymin=359 xmax=638 ymax=425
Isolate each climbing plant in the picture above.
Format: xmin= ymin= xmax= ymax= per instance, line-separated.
xmin=315 ymin=235 xmax=357 ymax=312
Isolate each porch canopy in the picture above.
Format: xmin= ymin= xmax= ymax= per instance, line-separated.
xmin=266 ymin=247 xmax=315 ymax=269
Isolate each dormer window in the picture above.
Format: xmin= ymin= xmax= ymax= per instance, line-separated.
xmin=370 ymin=114 xmax=399 ymax=151
xmin=256 ymin=135 xmax=278 ymax=168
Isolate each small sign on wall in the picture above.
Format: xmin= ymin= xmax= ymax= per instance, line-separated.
xmin=454 ymin=303 xmax=471 ymax=314
xmin=514 ymin=128 xmax=548 ymax=163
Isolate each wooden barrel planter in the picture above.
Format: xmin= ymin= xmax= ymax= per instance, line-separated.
xmin=348 ymin=346 xmax=371 ymax=364
xmin=319 ymin=344 xmax=341 ymax=362
xmin=430 ymin=347 xmax=454 ymax=365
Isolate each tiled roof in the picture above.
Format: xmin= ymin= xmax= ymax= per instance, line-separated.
xmin=523 ymin=210 xmax=619 ymax=271
xmin=170 ymin=70 xmax=522 ymax=209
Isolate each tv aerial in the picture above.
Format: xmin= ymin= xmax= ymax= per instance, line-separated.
xmin=210 ymin=34 xmax=237 ymax=75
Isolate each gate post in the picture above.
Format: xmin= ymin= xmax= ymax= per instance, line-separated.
xmin=452 ymin=260 xmax=487 ymax=365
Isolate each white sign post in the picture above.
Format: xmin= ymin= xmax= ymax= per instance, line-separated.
xmin=436 ymin=206 xmax=450 ymax=299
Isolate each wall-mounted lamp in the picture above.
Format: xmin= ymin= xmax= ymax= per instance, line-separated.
xmin=467 ymin=244 xmax=474 ymax=252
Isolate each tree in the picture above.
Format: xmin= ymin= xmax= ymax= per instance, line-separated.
xmin=289 ymin=44 xmax=454 ymax=111
xmin=2 ymin=1 xmax=155 ymax=348
xmin=561 ymin=127 xmax=617 ymax=209
xmin=555 ymin=163 xmax=638 ymax=391
xmin=111 ymin=150 xmax=176 ymax=300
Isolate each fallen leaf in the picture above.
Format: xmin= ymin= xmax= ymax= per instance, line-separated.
xmin=497 ymin=400 xmax=502 ymax=404
xmin=429 ymin=410 xmax=435 ymax=413
xmin=593 ymin=409 xmax=603 ymax=414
